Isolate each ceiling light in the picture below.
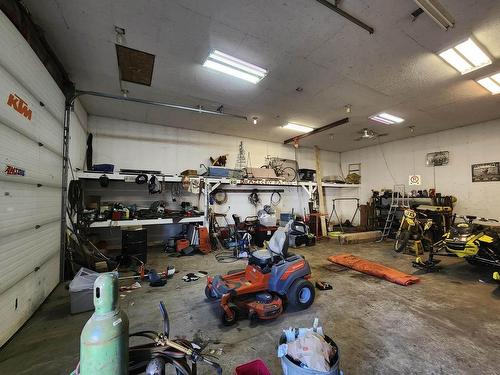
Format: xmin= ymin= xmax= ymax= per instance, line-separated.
xmin=252 ymin=117 xmax=258 ymax=125
xmin=439 ymin=38 xmax=491 ymax=74
xmin=413 ymin=0 xmax=454 ymax=30
xmin=283 ymin=123 xmax=313 ymax=133
xmin=203 ymin=50 xmax=268 ymax=84
xmin=476 ymin=73 xmax=500 ymax=95
xmin=369 ymin=112 xmax=405 ymax=124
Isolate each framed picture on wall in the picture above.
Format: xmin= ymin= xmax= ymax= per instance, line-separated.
xmin=471 ymin=162 xmax=500 ymax=182
xmin=426 ymin=151 xmax=449 ymax=166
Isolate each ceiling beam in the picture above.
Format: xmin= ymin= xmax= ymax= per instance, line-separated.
xmin=283 ymin=117 xmax=349 ymax=144
xmin=72 ymin=90 xmax=248 ymax=120
xmin=315 ymin=0 xmax=374 ymax=34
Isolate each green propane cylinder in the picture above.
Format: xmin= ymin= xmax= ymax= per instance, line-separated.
xmin=80 ymin=272 xmax=129 ymax=374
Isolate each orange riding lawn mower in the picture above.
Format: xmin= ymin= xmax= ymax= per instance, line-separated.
xmin=205 ymin=227 xmax=315 ymax=325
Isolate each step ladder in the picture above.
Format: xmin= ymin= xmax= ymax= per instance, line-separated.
xmin=378 ymin=184 xmax=409 ymax=241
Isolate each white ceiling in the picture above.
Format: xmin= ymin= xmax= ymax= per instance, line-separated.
xmin=23 ymin=0 xmax=500 ymax=152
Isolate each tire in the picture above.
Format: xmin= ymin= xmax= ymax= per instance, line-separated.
xmin=220 ymin=306 xmax=238 ymax=326
xmin=287 ymin=279 xmax=315 ymax=309
xmin=281 ymin=167 xmax=297 ymax=182
xmin=394 ymin=230 xmax=410 ymax=253
xmin=205 ymin=285 xmax=217 ymax=300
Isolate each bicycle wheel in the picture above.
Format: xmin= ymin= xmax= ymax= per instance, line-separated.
xmin=281 ymin=167 xmax=297 ymax=182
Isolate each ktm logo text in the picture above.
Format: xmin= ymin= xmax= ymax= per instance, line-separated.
xmin=7 ymin=93 xmax=32 ymax=120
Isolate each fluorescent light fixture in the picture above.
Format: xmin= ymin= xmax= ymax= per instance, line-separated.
xmin=203 ymin=50 xmax=268 ymax=84
xmin=476 ymin=72 xmax=500 ymax=95
xmin=439 ymin=38 xmax=492 ymax=74
xmin=414 ymin=0 xmax=455 ymax=30
xmin=369 ymin=112 xmax=405 ymax=125
xmin=283 ymin=123 xmax=313 ymax=133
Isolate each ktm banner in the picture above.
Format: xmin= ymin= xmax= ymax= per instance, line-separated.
xmin=7 ymin=93 xmax=32 ymax=120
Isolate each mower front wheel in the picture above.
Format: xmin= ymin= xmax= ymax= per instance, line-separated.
xmin=287 ymin=279 xmax=315 ymax=309
xmin=220 ymin=305 xmax=238 ymax=326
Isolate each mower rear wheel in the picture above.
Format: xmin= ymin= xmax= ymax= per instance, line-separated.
xmin=205 ymin=286 xmax=217 ymax=300
xmin=221 ymin=305 xmax=238 ymax=326
xmin=287 ymin=279 xmax=315 ymax=309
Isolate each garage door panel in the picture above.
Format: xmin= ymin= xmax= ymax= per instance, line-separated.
xmin=0 ymin=63 xmax=63 ymax=154
xmin=0 ymin=254 xmax=59 ymax=347
xmin=0 ymin=181 xmax=60 ymax=237
xmin=0 ymin=12 xmax=65 ymax=124
xmin=0 ymin=124 xmax=62 ymax=187
xmin=0 ymin=222 xmax=60 ymax=296
xmin=0 ymin=11 xmax=64 ymax=347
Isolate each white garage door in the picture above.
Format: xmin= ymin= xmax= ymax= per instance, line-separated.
xmin=0 ymin=11 xmax=65 ymax=346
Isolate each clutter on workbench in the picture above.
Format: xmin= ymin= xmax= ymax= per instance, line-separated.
xmin=257 ymin=206 xmax=277 ymax=227
xmin=297 ymin=168 xmax=316 ymax=182
xmin=91 ymin=163 xmax=114 ymax=173
xmin=278 ymin=319 xmax=341 ymax=374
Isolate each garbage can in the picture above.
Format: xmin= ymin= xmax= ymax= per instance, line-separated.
xmin=279 ymin=333 xmax=340 ymax=375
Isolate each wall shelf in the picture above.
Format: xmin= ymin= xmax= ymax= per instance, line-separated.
xmin=77 ymin=173 xmax=361 ymax=227
xmin=88 ymin=216 xmax=204 ymax=228
xmin=76 ymin=172 xmax=183 ymax=182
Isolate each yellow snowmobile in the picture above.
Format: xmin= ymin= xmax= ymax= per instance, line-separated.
xmin=414 ymin=215 xmax=500 ymax=273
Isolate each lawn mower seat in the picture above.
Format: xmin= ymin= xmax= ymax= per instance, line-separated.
xmin=249 ymin=228 xmax=292 ymax=270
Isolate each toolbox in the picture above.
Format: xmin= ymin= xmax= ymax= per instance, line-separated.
xmin=208 ymin=166 xmax=230 ymax=177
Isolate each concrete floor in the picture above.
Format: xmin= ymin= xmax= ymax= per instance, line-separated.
xmin=0 ymin=240 xmax=499 ymax=375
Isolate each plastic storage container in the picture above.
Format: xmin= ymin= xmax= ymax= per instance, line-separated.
xmin=234 ymin=359 xmax=271 ymax=375
xmin=69 ymin=267 xmax=100 ymax=314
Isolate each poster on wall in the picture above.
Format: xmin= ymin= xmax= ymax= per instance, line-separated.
xmin=471 ymin=162 xmax=500 ymax=182
xmin=426 ymin=151 xmax=449 ymax=166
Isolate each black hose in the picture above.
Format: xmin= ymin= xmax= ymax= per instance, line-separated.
xmin=213 ymin=190 xmax=228 ymax=205
xmin=159 ymin=301 xmax=170 ymax=338
xmin=68 ymin=180 xmax=83 ymax=214
xmin=270 ymin=191 xmax=282 ymax=206
xmin=248 ymin=189 xmax=260 ymax=206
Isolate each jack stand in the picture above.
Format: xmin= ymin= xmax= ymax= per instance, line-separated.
xmin=412 ymin=255 xmax=441 ymax=273
xmin=405 ymin=240 xmax=424 ymax=255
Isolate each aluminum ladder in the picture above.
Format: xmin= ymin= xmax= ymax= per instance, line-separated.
xmin=378 ymin=184 xmax=409 ymax=241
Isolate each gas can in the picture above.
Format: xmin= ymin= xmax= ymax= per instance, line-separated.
xmin=79 ymin=272 xmax=129 ymax=374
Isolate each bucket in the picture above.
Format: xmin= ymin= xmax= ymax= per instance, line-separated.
xmin=234 ymin=359 xmax=271 ymax=375
xmin=279 ymin=333 xmax=340 ymax=375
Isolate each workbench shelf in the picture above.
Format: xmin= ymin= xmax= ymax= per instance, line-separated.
xmin=76 ymin=172 xmax=183 ymax=182
xmin=88 ymin=216 xmax=204 ymax=228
